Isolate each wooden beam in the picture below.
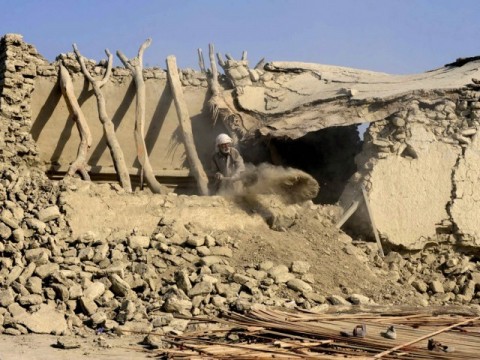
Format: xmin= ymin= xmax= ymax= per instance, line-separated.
xmin=166 ymin=55 xmax=209 ymax=196
xmin=361 ymin=185 xmax=385 ymax=257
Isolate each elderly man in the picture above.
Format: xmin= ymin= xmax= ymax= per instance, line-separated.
xmin=211 ymin=133 xmax=245 ymax=193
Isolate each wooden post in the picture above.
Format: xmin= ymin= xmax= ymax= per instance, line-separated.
xmin=73 ymin=44 xmax=132 ymax=193
xmin=166 ymin=55 xmax=209 ymax=196
xmin=361 ymin=185 xmax=385 ymax=257
xmin=335 ymin=200 xmax=360 ymax=229
xmin=59 ymin=63 xmax=92 ymax=180
xmin=117 ymin=39 xmax=166 ymax=194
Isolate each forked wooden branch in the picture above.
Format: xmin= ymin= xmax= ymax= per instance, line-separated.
xmin=117 ymin=38 xmax=165 ymax=194
xmin=59 ymin=63 xmax=92 ymax=180
xmin=166 ymin=55 xmax=209 ymax=196
xmin=73 ymin=44 xmax=132 ymax=192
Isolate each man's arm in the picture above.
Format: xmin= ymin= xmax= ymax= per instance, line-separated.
xmin=231 ymin=148 xmax=245 ymax=180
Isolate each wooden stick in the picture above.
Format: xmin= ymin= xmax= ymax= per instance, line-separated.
xmin=197 ymin=48 xmax=206 ymax=73
xmin=335 ymin=199 xmax=360 ymax=229
xmin=166 ymin=55 xmax=209 ymax=196
xmin=117 ymin=39 xmax=165 ymax=194
xmin=73 ymin=44 xmax=132 ymax=193
xmin=59 ymin=63 xmax=92 ymax=180
xmin=361 ymin=185 xmax=384 ymax=257
xmin=373 ymin=315 xmax=480 ymax=358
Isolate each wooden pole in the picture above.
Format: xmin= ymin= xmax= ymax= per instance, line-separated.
xmin=73 ymin=44 xmax=132 ymax=193
xmin=59 ymin=63 xmax=92 ymax=180
xmin=117 ymin=39 xmax=165 ymax=194
xmin=361 ymin=185 xmax=385 ymax=257
xmin=166 ymin=55 xmax=209 ymax=196
xmin=335 ymin=200 xmax=360 ymax=229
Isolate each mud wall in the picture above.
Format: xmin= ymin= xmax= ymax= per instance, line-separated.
xmin=340 ymin=91 xmax=480 ymax=249
xmin=1 ymin=34 xmax=228 ymax=188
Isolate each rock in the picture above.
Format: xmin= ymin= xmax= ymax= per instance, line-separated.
xmin=128 ymin=235 xmax=150 ymax=249
xmin=0 ymin=223 xmax=12 ymax=239
xmin=84 ymin=282 xmax=106 ymax=300
xmin=175 ymin=270 xmax=192 ymax=293
xmin=34 ymin=263 xmax=59 ymax=279
xmin=189 ymin=281 xmax=214 ymax=297
xmin=290 ymin=261 xmax=310 ymax=274
xmin=412 ymin=280 xmax=428 ymax=293
xmin=115 ymin=321 xmax=153 ymax=336
xmin=273 ymin=272 xmax=296 ymax=284
xmin=199 ymin=256 xmax=224 ymax=266
xmin=0 ymin=288 xmax=15 ymax=307
xmin=25 ymin=218 xmax=47 ymax=234
xmin=268 ymin=265 xmax=289 ymax=278
xmin=348 ymin=294 xmax=373 ymax=305
xmin=90 ymin=311 xmax=107 ymax=325
xmin=25 ymin=248 xmax=50 ymax=265
xmin=14 ymin=304 xmax=67 ymax=334
xmin=303 ymin=292 xmax=327 ymax=304
xmin=210 ymin=246 xmax=233 ymax=257
xmin=37 ymin=206 xmax=60 ymax=222
xmin=163 ymin=291 xmax=192 ymax=315
xmin=18 ymin=294 xmax=43 ymax=306
xmin=186 ymin=235 xmax=205 ymax=247
xmin=110 ymin=274 xmax=131 ymax=297
xmin=25 ymin=277 xmax=43 ymax=294
xmin=327 ymin=295 xmax=350 ymax=305
xmin=287 ymin=279 xmax=312 ymax=293
xmin=79 ymin=296 xmax=98 ymax=316
xmin=6 ymin=265 xmax=23 ymax=285
xmin=258 ymin=261 xmax=274 ymax=271
xmin=430 ymin=280 xmax=445 ymax=294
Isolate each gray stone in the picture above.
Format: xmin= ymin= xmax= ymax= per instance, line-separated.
xmin=199 ymin=256 xmax=224 ymax=266
xmin=79 ymin=296 xmax=98 ymax=316
xmin=51 ymin=284 xmax=69 ymax=302
xmin=290 ymin=261 xmax=310 ymax=274
xmin=14 ymin=304 xmax=67 ymax=334
xmin=84 ymin=282 xmax=105 ymax=300
xmin=35 ymin=263 xmax=59 ymax=279
xmin=6 ymin=265 xmax=23 ymax=285
xmin=412 ymin=280 xmax=428 ymax=293
xmin=258 ymin=261 xmax=274 ymax=271
xmin=0 ymin=223 xmax=12 ymax=239
xmin=186 ymin=235 xmax=204 ymax=247
xmin=90 ymin=311 xmax=107 ymax=325
xmin=25 ymin=218 xmax=47 ymax=234
xmin=110 ymin=274 xmax=131 ymax=297
xmin=189 ymin=281 xmax=214 ymax=297
xmin=12 ymin=228 xmax=24 ymax=243
xmin=287 ymin=279 xmax=312 ymax=293
xmin=25 ymin=277 xmax=42 ymax=294
xmin=18 ymin=294 xmax=43 ymax=306
xmin=0 ymin=288 xmax=15 ymax=307
xmin=128 ymin=235 xmax=150 ymax=249
xmin=268 ymin=265 xmax=289 ymax=278
xmin=273 ymin=272 xmax=296 ymax=284
xmin=69 ymin=284 xmax=83 ymax=300
xmin=175 ymin=270 xmax=192 ymax=294
xmin=430 ymin=280 xmax=445 ymax=294
xmin=37 ymin=206 xmax=61 ymax=222
xmin=210 ymin=246 xmax=233 ymax=257
xmin=25 ymin=248 xmax=50 ymax=265
xmin=327 ymin=295 xmax=350 ymax=305
xmin=348 ymin=294 xmax=373 ymax=305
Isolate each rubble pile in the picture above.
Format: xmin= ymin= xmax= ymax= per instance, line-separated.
xmin=359 ymin=242 xmax=480 ymax=306
xmin=0 ymin=183 xmax=376 ymax=336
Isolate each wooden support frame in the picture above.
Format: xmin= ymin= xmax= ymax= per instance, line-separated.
xmin=335 ymin=185 xmax=385 ymax=257
xmin=166 ymin=55 xmax=209 ymax=196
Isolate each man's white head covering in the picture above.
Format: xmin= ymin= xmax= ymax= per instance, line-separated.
xmin=216 ymin=133 xmax=232 ymax=146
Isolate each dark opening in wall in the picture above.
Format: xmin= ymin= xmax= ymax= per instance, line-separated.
xmin=269 ymin=125 xmax=362 ymax=204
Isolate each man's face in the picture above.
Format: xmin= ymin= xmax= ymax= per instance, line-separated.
xmin=218 ymin=143 xmax=231 ymax=154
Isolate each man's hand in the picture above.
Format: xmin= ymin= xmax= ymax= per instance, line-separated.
xmin=215 ymin=172 xmax=224 ymax=181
